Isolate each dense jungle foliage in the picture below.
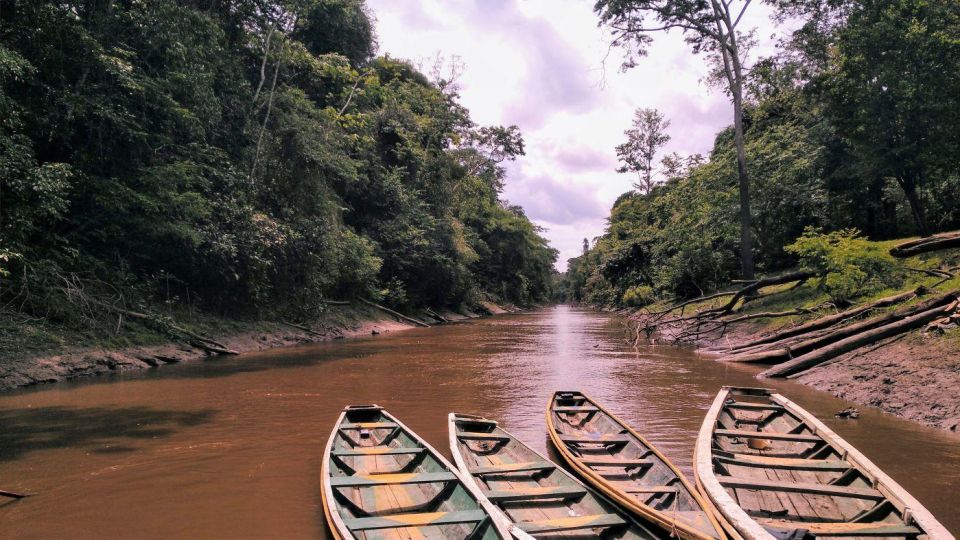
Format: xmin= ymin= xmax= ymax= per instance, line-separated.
xmin=0 ymin=0 xmax=557 ymax=329
xmin=562 ymin=0 xmax=960 ymax=306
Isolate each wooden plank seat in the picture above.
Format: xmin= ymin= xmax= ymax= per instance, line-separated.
xmin=339 ymin=422 xmax=398 ymax=430
xmin=342 ymin=510 xmax=488 ymax=531
xmin=332 ymin=447 xmax=425 ymax=457
xmin=764 ymin=522 xmax=923 ymax=537
xmin=453 ymin=418 xmax=497 ymax=427
xmin=485 ymin=485 xmax=587 ymax=502
xmin=717 ymin=477 xmax=884 ymax=501
xmin=715 ymin=454 xmax=852 ymax=471
xmin=457 ymin=432 xmax=511 ymax=442
xmin=468 ymin=461 xmax=556 ymax=475
xmin=558 ymin=434 xmax=631 ymax=445
xmin=580 ymin=458 xmax=652 ymax=468
xmin=330 ymin=471 xmax=457 ymax=487
xmin=714 ymin=429 xmax=822 ymax=443
xmin=517 ymin=513 xmax=627 ymax=534
xmin=725 ymin=402 xmax=785 ymax=411
xmin=553 ymin=406 xmax=600 ymax=413
xmin=624 ymin=486 xmax=680 ymax=495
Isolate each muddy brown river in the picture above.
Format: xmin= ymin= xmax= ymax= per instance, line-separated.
xmin=0 ymin=306 xmax=958 ymax=537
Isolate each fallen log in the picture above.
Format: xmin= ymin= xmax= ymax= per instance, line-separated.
xmin=890 ymin=231 xmax=960 ymax=258
xmin=0 ymin=489 xmax=30 ymax=499
xmin=280 ymin=320 xmax=324 ymax=336
xmin=714 ymin=288 xmax=924 ymax=353
xmin=359 ymin=298 xmax=430 ymax=327
xmin=706 ymin=270 xmax=817 ymax=315
xmin=724 ymin=290 xmax=958 ymax=363
xmin=759 ymin=299 xmax=959 ymax=378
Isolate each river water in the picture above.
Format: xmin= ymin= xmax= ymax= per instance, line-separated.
xmin=0 ymin=306 xmax=957 ymax=537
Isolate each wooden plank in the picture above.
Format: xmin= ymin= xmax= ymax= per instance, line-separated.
xmin=715 ymin=429 xmax=821 ymax=443
xmin=340 ymin=422 xmax=399 ymax=430
xmin=765 ymin=522 xmax=923 ymax=537
xmin=553 ymin=406 xmax=599 ymax=413
xmin=580 ymin=458 xmax=651 ymax=467
xmin=330 ymin=472 xmax=457 ymax=487
xmin=624 ymin=486 xmax=679 ymax=494
xmin=726 ymin=402 xmax=784 ymax=411
xmin=485 ymin=485 xmax=587 ymax=502
xmin=716 ymin=454 xmax=852 ymax=471
xmin=333 ymin=447 xmax=425 ymax=457
xmin=468 ymin=461 xmax=555 ymax=475
xmin=558 ymin=434 xmax=631 ymax=445
xmin=343 ymin=510 xmax=487 ymax=531
xmin=517 ymin=513 xmax=627 ymax=534
xmin=456 ymin=433 xmax=510 ymax=442
xmin=716 ymin=477 xmax=884 ymax=500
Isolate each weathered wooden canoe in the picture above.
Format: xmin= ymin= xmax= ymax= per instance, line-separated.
xmin=546 ymin=391 xmax=726 ymax=540
xmin=321 ymin=405 xmax=508 ymax=540
xmin=448 ymin=412 xmax=663 ymax=539
xmin=695 ymin=387 xmax=954 ymax=540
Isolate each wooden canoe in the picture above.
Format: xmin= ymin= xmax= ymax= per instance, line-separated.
xmin=448 ymin=412 xmax=663 ymax=539
xmin=321 ymin=405 xmax=508 ymax=540
xmin=546 ymin=391 xmax=726 ymax=540
xmin=694 ymin=386 xmax=954 ymax=540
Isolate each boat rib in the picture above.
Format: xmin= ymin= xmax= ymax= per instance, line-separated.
xmin=321 ymin=405 xmax=509 ymax=540
xmin=694 ymin=386 xmax=955 ymax=540
xmin=448 ymin=412 xmax=663 ymax=539
xmin=546 ymin=391 xmax=726 ymax=540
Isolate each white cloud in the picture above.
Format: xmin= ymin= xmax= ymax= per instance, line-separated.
xmin=366 ymin=0 xmax=790 ymax=270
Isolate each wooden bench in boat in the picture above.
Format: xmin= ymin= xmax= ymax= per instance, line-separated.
xmin=580 ymin=457 xmax=652 ymax=468
xmin=342 ymin=510 xmax=488 ymax=531
xmin=517 ymin=513 xmax=627 ymax=534
xmin=717 ymin=476 xmax=884 ymax=500
xmin=332 ymin=447 xmax=425 ymax=457
xmin=339 ymin=422 xmax=399 ymax=430
xmin=558 ymin=434 xmax=631 ymax=446
xmin=725 ymin=402 xmax=784 ymax=411
xmin=468 ymin=461 xmax=556 ymax=475
xmin=714 ymin=429 xmax=821 ymax=443
xmin=485 ymin=485 xmax=587 ymax=502
xmin=715 ymin=454 xmax=851 ymax=471
xmin=456 ymin=432 xmax=511 ymax=442
xmin=553 ymin=406 xmax=600 ymax=413
xmin=330 ymin=471 xmax=457 ymax=487
xmin=765 ymin=521 xmax=923 ymax=537
xmin=624 ymin=486 xmax=680 ymax=495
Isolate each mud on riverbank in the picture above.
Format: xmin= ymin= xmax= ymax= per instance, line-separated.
xmin=697 ymin=321 xmax=960 ymax=433
xmin=0 ymin=302 xmax=515 ymax=392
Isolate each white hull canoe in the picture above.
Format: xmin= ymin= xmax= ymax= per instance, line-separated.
xmin=694 ymin=387 xmax=954 ymax=540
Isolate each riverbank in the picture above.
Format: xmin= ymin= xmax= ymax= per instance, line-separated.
xmin=0 ymin=301 xmax=516 ymax=392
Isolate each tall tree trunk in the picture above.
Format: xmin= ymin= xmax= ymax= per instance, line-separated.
xmin=732 ymin=90 xmax=755 ymax=280
xmin=898 ymin=175 xmax=929 ymax=236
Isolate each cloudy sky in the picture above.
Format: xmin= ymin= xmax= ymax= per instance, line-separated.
xmin=366 ymin=0 xmax=790 ymax=270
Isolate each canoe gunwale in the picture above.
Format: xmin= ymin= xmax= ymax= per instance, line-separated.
xmin=546 ymin=391 xmax=726 ymax=540
xmin=321 ymin=406 xmax=509 ymax=540
xmin=693 ymin=386 xmax=955 ymax=540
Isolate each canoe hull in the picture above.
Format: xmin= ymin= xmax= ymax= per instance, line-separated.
xmin=694 ymin=386 xmax=954 ymax=540
xmin=546 ymin=391 xmax=725 ymax=540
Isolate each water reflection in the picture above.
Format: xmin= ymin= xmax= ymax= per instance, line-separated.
xmin=0 ymin=306 xmax=956 ymax=538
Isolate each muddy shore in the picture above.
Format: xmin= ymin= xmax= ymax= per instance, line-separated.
xmin=696 ymin=321 xmax=960 ymax=433
xmin=0 ymin=302 xmax=514 ymax=392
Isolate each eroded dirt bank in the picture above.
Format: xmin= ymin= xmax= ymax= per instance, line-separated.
xmin=792 ymin=333 xmax=960 ymax=432
xmin=694 ymin=320 xmax=960 ymax=433
xmin=0 ymin=302 xmax=513 ymax=392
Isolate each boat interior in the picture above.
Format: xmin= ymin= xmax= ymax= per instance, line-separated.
xmin=325 ymin=405 xmax=499 ymax=540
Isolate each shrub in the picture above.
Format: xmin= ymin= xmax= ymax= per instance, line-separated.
xmin=622 ymin=285 xmax=655 ymax=307
xmin=785 ymin=228 xmax=903 ymax=303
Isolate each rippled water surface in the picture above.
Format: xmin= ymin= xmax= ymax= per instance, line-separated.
xmin=1 ymin=306 xmax=958 ymax=537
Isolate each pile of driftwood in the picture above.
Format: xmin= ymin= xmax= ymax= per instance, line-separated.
xmin=630 ymin=231 xmax=960 ymax=380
